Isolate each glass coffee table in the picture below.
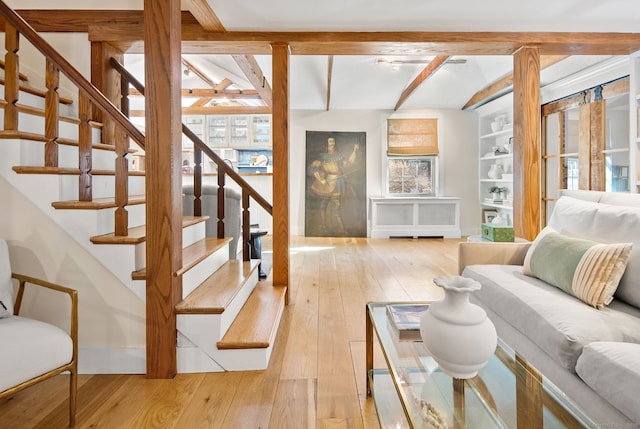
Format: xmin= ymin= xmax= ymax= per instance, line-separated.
xmin=366 ymin=302 xmax=595 ymax=428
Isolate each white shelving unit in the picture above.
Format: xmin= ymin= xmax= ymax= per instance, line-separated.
xmin=478 ymin=113 xmax=514 ymax=225
xmin=631 ymin=51 xmax=640 ymax=191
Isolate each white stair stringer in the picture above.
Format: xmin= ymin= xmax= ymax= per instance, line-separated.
xmin=0 ymin=138 xmax=216 ymax=301
xmin=176 ymin=267 xmax=269 ymax=373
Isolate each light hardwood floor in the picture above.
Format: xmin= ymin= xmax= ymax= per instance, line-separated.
xmin=1 ymin=236 xmax=463 ymax=428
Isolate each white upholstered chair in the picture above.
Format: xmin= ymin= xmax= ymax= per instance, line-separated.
xmin=0 ymin=240 xmax=78 ymax=427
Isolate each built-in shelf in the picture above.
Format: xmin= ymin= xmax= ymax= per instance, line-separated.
xmin=480 ymin=128 xmax=513 ymax=139
xmin=480 ymin=154 xmax=512 ymax=161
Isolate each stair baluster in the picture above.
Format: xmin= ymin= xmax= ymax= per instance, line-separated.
xmin=44 ymin=59 xmax=60 ymax=167
xmin=193 ymin=146 xmax=203 ymax=216
xmin=3 ymin=24 xmax=19 ymax=131
xmin=78 ymin=93 xmax=92 ymax=201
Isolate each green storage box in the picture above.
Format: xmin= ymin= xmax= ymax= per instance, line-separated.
xmin=481 ymin=223 xmax=514 ymax=242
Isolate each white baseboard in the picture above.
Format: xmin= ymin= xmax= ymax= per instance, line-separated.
xmin=78 ymin=347 xmax=146 ymax=374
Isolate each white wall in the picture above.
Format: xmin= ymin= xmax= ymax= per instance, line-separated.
xmin=0 ymin=177 xmax=146 ymax=367
xmin=290 ymin=108 xmax=479 ymax=236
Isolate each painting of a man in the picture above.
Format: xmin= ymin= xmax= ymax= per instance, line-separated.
xmin=305 ymin=131 xmax=366 ymax=237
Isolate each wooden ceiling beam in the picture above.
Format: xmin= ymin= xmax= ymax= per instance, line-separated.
xmin=88 ymin=27 xmax=640 ymax=56
xmin=181 ymin=0 xmax=224 ymax=31
xmin=0 ymin=10 xmax=198 ymax=32
xmin=6 ymin=11 xmax=640 ymax=55
xmin=191 ymin=97 xmax=212 ymax=107
xmin=462 ymin=55 xmax=568 ymax=110
xmin=181 ymin=57 xmax=217 ymax=87
xmin=178 ymin=2 xmax=273 ymax=109
xmin=214 ymin=78 xmax=233 ymax=91
xmin=129 ymin=87 xmax=261 ymax=98
xmin=129 ymin=105 xmax=271 ymax=116
xmin=394 ymin=55 xmax=449 ymax=111
xmin=232 ymin=55 xmax=273 ymax=106
xmin=326 ymin=55 xmax=333 ymax=111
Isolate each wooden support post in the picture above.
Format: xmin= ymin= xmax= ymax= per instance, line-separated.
xmin=44 ymin=59 xmax=60 ymax=167
xmin=90 ymin=42 xmax=124 ymax=145
xmin=78 ymin=93 xmax=92 ymax=201
xmin=590 ymin=99 xmax=606 ymax=191
xmin=4 ymin=24 xmax=19 ymax=131
xmin=578 ymin=103 xmax=591 ymax=190
xmin=513 ymin=47 xmax=541 ymax=241
xmin=144 ymin=0 xmax=182 ymax=379
xmin=271 ymin=42 xmax=290 ymax=299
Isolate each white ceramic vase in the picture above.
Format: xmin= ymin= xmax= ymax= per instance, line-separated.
xmin=420 ymin=276 xmax=497 ymax=379
xmin=487 ymin=164 xmax=504 ymax=180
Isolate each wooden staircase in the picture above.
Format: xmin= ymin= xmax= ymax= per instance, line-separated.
xmin=0 ymin=30 xmax=284 ymax=374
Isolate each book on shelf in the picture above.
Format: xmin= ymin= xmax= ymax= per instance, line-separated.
xmin=386 ymin=303 xmax=429 ymax=341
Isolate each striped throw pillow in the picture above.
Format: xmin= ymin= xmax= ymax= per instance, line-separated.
xmin=523 ymin=228 xmax=632 ymax=309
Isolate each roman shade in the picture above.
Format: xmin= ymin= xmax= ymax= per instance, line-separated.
xmin=387 ymin=118 xmax=439 ymax=155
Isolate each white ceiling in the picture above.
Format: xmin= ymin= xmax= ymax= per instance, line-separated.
xmin=123 ymin=0 xmax=640 ymax=111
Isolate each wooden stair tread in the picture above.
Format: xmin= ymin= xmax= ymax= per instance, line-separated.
xmin=91 ymin=216 xmax=207 ymax=245
xmin=0 ymin=77 xmax=74 ymax=104
xmin=217 ymin=281 xmax=287 ymax=350
xmin=0 ymin=131 xmax=134 ymax=155
xmin=52 ymin=196 xmax=146 ymax=210
xmin=175 ymin=259 xmax=260 ymax=314
xmin=91 ymin=169 xmax=145 ymax=176
xmin=12 ymin=166 xmax=80 ymax=175
xmin=11 ymin=165 xmax=145 ymax=176
xmin=132 ymin=235 xmax=226 ymax=280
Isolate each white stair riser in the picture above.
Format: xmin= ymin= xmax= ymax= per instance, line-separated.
xmin=59 ymin=175 xmax=145 ymax=200
xmin=0 ymin=86 xmax=76 ymax=118
xmin=17 ymin=112 xmax=79 ymax=141
xmin=182 ymin=245 xmax=228 ymax=298
xmin=177 ymin=268 xmax=258 ymax=342
xmin=17 ymin=140 xmax=123 ymax=171
xmin=177 ymin=290 xmax=284 ymax=373
xmin=59 ymin=145 xmax=126 ymax=171
xmin=183 ymin=221 xmax=206 ymax=247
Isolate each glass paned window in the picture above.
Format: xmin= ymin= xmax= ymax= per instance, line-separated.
xmin=387 ymin=157 xmax=437 ymax=195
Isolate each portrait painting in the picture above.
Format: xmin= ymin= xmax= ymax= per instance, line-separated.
xmin=305 ymin=131 xmax=367 ymax=237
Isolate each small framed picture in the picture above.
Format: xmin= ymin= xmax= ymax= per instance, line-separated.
xmin=483 ymin=209 xmax=498 ymax=224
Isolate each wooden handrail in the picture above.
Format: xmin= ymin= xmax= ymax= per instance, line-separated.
xmin=110 ymin=57 xmax=273 ymax=213
xmin=0 ymin=1 xmax=145 ymax=148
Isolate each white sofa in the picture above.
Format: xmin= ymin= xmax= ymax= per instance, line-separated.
xmin=182 ymin=184 xmax=242 ymax=259
xmin=459 ymin=190 xmax=640 ymax=427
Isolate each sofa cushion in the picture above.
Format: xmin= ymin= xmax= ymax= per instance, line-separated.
xmin=0 ymin=315 xmax=73 ymax=392
xmin=576 ymin=342 xmax=640 ymax=425
xmin=0 ymin=240 xmax=13 ymax=318
xmin=463 ymin=264 xmax=640 ymax=371
xmin=548 ymin=196 xmax=640 ymax=308
xmin=522 ymin=227 xmax=632 ymax=309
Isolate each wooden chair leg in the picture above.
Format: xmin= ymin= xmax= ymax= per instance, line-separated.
xmin=69 ymin=369 xmax=77 ymax=427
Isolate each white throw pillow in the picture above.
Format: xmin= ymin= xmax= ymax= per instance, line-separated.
xmin=0 ymin=240 xmax=14 ymax=318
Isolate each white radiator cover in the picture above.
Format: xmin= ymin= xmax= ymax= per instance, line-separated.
xmin=369 ymin=197 xmax=461 ymax=238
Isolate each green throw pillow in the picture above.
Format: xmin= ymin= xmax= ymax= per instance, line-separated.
xmin=523 ymin=229 xmax=632 ymax=309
